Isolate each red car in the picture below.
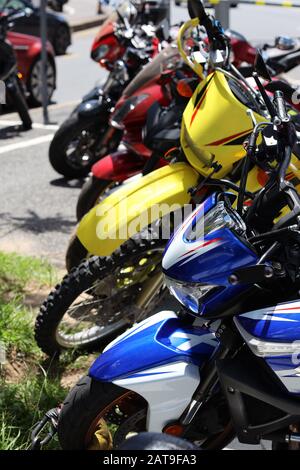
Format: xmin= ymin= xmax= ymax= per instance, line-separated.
xmin=8 ymin=30 xmax=56 ymax=106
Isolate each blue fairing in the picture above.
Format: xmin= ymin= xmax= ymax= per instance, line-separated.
xmin=236 ymin=301 xmax=300 ymax=342
xmin=89 ymin=312 xmax=218 ymax=382
xmin=235 ymin=300 xmax=300 ymax=394
xmin=162 ymin=193 xmax=258 ymax=316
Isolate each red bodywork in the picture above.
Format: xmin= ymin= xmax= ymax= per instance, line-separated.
xmin=91 ymin=19 xmax=126 ymax=68
xmin=230 ymin=36 xmax=256 ymax=67
xmin=91 ymin=18 xmax=159 ymax=70
xmin=91 ymin=68 xmax=173 ymax=181
xmin=8 ymin=31 xmax=55 ymax=86
xmin=92 ymin=149 xmax=151 ymax=181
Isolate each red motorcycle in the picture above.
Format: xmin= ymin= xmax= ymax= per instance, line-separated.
xmin=49 ymin=0 xmax=167 ymax=178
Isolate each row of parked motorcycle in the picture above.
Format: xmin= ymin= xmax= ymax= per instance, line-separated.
xmin=30 ymin=0 xmax=300 ymax=451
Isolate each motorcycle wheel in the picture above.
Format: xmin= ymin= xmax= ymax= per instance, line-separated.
xmin=49 ymin=114 xmax=107 ymax=178
xmin=35 ymin=232 xmax=166 ymax=356
xmin=58 ymin=376 xmax=235 ymax=450
xmin=58 ymin=376 xmax=147 ymax=450
xmin=9 ymin=77 xmax=32 ymax=130
xmin=68 ymin=177 xmax=121 ymax=271
xmin=76 ymin=176 xmax=116 ymax=221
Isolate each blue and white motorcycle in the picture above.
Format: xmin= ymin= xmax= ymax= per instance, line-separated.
xmin=45 ymin=58 xmax=300 ymax=451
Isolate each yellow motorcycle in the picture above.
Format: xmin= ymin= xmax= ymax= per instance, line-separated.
xmin=35 ymin=2 xmax=300 ymax=355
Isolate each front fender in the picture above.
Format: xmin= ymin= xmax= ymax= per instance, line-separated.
xmin=89 ymin=310 xmax=218 ymax=431
xmin=91 ymin=149 xmax=146 ymax=181
xmin=77 ymin=97 xmax=107 ymax=119
xmin=77 ymin=162 xmax=199 ymax=256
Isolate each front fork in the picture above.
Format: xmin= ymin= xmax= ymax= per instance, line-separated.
xmin=164 ymin=323 xmax=238 ymax=437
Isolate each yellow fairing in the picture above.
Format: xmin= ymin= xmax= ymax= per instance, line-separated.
xmin=181 ymin=71 xmax=265 ymax=178
xmin=77 ymin=162 xmax=199 ymax=256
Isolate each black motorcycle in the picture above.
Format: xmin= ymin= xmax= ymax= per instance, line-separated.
xmin=0 ymin=5 xmax=32 ymax=130
xmin=48 ymin=1 xmax=170 ymax=179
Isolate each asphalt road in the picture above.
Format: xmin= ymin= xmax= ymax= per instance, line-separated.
xmin=1 ymin=1 xmax=293 ymax=449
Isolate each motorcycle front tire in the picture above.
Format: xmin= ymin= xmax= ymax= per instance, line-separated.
xmin=49 ymin=113 xmax=106 ymax=178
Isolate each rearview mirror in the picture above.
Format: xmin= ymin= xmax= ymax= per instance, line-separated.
xmin=254 ymin=51 xmax=272 ymax=82
xmin=275 ymin=36 xmax=296 ymax=51
xmin=187 ymin=0 xmax=206 ymax=19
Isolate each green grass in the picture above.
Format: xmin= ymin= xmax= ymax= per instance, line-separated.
xmin=0 ymin=252 xmax=70 ymax=450
xmin=0 ymin=252 xmax=55 ymax=356
xmin=0 ymin=251 xmax=56 ymax=293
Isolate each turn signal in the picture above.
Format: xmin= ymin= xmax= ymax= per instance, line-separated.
xmin=163 ymin=423 xmax=184 ymax=436
xmin=176 ymin=79 xmax=193 ymax=98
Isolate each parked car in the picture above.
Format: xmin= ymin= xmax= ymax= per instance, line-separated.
xmin=8 ymin=30 xmax=56 ymax=105
xmin=0 ymin=0 xmax=71 ymax=55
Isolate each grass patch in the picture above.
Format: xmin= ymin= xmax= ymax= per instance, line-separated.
xmin=0 ymin=252 xmax=71 ymax=450
xmin=0 ymin=252 xmax=55 ymax=357
xmin=0 ymin=252 xmax=55 ymax=294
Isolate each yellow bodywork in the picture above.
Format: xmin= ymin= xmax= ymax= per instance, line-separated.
xmin=77 ymin=163 xmax=199 ymax=256
xmin=181 ymin=71 xmax=266 ymax=178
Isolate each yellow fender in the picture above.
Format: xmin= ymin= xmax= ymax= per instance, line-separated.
xmin=77 ymin=162 xmax=199 ymax=257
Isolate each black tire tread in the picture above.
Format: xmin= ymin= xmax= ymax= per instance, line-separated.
xmin=58 ymin=375 xmax=126 ymax=449
xmin=49 ymin=114 xmax=99 ymax=178
xmin=35 ymin=231 xmax=165 ymax=356
xmin=76 ymin=176 xmax=112 ymax=221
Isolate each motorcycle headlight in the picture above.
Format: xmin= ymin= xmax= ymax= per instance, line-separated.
xmin=110 ymin=94 xmax=150 ymax=130
xmin=92 ymin=44 xmax=110 ymax=61
xmin=164 ymin=200 xmax=246 ymax=313
xmin=165 ymin=277 xmax=218 ymax=314
xmin=185 ymin=201 xmax=246 ymax=242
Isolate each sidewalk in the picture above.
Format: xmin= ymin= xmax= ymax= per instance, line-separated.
xmin=62 ymin=0 xmax=110 ymax=31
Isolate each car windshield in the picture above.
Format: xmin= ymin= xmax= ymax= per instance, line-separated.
xmin=0 ymin=0 xmax=26 ymax=10
xmin=123 ymin=44 xmax=182 ymax=97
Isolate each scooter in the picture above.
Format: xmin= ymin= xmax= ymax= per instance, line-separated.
xmin=48 ymin=0 xmax=166 ymax=178
xmin=33 ymin=40 xmax=300 ymax=450
xmin=0 ymin=5 xmax=32 ymax=129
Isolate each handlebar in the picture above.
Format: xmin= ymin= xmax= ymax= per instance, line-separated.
xmin=273 ymin=90 xmax=290 ymax=124
xmin=177 ymin=18 xmax=204 ymax=78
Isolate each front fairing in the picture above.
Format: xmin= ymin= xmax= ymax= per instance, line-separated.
xmin=89 ymin=311 xmax=218 ymax=382
xmin=162 ymin=193 xmax=259 ymax=317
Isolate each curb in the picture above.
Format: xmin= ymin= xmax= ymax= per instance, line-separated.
xmin=70 ymin=14 xmax=107 ymax=33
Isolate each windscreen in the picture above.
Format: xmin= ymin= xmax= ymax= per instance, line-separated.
xmin=123 ymin=44 xmax=181 ymax=98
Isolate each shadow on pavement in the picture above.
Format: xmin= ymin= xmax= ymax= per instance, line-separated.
xmin=0 ymin=124 xmax=25 ymax=140
xmin=0 ymin=210 xmax=75 ymax=235
xmin=50 ymin=177 xmax=85 ymax=189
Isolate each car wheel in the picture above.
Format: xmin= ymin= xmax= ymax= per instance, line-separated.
xmin=53 ymin=24 xmax=70 ymax=55
xmin=27 ymin=55 xmax=56 ymax=107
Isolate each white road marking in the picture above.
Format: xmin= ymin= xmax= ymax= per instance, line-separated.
xmin=0 ymin=119 xmax=59 ymax=131
xmin=0 ymin=134 xmax=54 ymax=154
